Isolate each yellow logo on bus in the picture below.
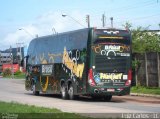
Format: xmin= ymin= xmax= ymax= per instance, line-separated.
xmin=100 ymin=73 xmax=122 ymax=80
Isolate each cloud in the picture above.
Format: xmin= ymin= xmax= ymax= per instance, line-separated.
xmin=34 ymin=11 xmax=87 ymax=34
xmin=0 ymin=24 xmax=38 ymax=50
xmin=0 ymin=11 xmax=88 ymax=51
xmin=2 ymin=10 xmax=131 ymax=51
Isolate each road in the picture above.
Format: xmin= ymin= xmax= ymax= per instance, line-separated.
xmin=0 ymin=79 xmax=160 ymax=118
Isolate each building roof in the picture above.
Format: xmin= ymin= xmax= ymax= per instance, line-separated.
xmin=0 ymin=53 xmax=10 ymax=57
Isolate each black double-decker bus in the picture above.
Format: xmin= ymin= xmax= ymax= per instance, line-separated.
xmin=23 ymin=28 xmax=132 ymax=101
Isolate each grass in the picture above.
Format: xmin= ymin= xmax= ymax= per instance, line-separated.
xmin=14 ymin=73 xmax=25 ymax=79
xmin=1 ymin=73 xmax=25 ymax=79
xmin=131 ymin=86 xmax=160 ymax=95
xmin=0 ymin=101 xmax=89 ymax=119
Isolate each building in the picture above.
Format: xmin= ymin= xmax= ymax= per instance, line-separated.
xmin=0 ymin=52 xmax=11 ymax=73
xmin=143 ymin=30 xmax=160 ymax=35
xmin=0 ymin=47 xmax=24 ymax=73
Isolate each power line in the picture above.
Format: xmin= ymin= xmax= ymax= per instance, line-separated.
xmin=115 ymin=13 xmax=160 ymax=24
xmin=110 ymin=1 xmax=156 ymax=16
xmin=109 ymin=0 xmax=154 ymax=12
xmin=100 ymin=11 xmax=160 ymax=28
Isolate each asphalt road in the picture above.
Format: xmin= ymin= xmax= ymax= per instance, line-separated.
xmin=0 ymin=78 xmax=160 ymax=118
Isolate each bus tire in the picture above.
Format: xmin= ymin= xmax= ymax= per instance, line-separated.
xmin=33 ymin=84 xmax=39 ymax=96
xmin=61 ymin=84 xmax=68 ymax=100
xmin=91 ymin=95 xmax=101 ymax=101
xmin=104 ymin=95 xmax=112 ymax=102
xmin=68 ymin=84 xmax=74 ymax=100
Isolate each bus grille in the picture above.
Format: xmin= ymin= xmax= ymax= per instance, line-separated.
xmin=95 ymin=55 xmax=128 ymax=73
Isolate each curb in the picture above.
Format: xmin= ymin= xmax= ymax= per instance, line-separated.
xmin=130 ymin=93 xmax=160 ymax=99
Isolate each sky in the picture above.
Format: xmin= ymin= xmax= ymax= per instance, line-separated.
xmin=0 ymin=0 xmax=160 ymax=52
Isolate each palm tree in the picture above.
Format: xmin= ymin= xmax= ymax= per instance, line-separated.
xmin=122 ymin=21 xmax=132 ymax=30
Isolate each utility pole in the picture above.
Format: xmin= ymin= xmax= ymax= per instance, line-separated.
xmin=16 ymin=43 xmax=24 ymax=61
xmin=86 ymin=15 xmax=90 ymax=28
xmin=102 ymin=13 xmax=106 ymax=27
xmin=16 ymin=42 xmax=24 ymax=72
xmin=110 ymin=17 xmax=113 ymax=28
xmin=10 ymin=46 xmax=14 ymax=79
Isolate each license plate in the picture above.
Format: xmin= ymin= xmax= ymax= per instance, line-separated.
xmin=107 ymin=88 xmax=115 ymax=92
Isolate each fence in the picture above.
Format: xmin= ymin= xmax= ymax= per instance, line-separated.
xmin=132 ymin=52 xmax=160 ymax=87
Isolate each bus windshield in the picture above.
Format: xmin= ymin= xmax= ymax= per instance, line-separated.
xmin=92 ymin=37 xmax=131 ymax=58
xmin=94 ymin=37 xmax=130 ymax=45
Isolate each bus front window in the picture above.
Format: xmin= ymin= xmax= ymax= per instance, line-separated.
xmin=92 ymin=37 xmax=131 ymax=73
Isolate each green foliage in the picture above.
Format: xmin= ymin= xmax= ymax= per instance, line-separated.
xmin=3 ymin=68 xmax=12 ymax=77
xmin=132 ymin=60 xmax=141 ymax=70
xmin=122 ymin=22 xmax=160 ymax=53
xmin=132 ymin=26 xmax=160 ymax=53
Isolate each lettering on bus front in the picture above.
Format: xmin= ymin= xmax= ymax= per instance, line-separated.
xmin=92 ymin=44 xmax=130 ymax=57
xmin=41 ymin=65 xmax=53 ymax=75
xmin=105 ymin=45 xmax=120 ymax=51
xmin=99 ymin=73 xmax=123 ymax=80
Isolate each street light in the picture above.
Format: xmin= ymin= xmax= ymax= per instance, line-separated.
xmin=19 ymin=28 xmax=35 ymax=38
xmin=62 ymin=14 xmax=86 ymax=28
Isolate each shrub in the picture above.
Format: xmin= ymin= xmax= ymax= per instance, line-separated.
xmin=3 ymin=68 xmax=12 ymax=77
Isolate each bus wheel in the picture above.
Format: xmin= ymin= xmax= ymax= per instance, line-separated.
xmin=32 ymin=84 xmax=39 ymax=96
xmin=61 ymin=84 xmax=68 ymax=99
xmin=68 ymin=84 xmax=74 ymax=100
xmin=104 ymin=95 xmax=112 ymax=102
xmin=91 ymin=96 xmax=101 ymax=101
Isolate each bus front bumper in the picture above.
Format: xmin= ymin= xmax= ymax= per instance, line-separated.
xmin=87 ymin=86 xmax=131 ymax=96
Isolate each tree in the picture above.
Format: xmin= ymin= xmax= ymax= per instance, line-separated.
xmin=131 ymin=26 xmax=160 ymax=53
xmin=122 ymin=21 xmax=132 ymax=30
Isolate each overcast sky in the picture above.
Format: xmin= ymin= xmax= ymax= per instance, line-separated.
xmin=0 ymin=0 xmax=159 ymax=51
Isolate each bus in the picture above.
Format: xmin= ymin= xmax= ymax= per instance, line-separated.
xmin=22 ymin=28 xmax=132 ymax=101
